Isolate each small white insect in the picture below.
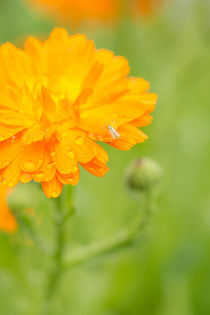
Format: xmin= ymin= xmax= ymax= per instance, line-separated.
xmin=108 ymin=126 xmax=120 ymax=140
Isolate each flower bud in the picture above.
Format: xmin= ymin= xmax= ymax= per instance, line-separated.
xmin=125 ymin=157 xmax=162 ymax=192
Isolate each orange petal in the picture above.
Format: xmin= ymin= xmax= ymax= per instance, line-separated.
xmin=0 ymin=154 xmax=22 ymax=187
xmin=57 ymin=170 xmax=80 ymax=185
xmin=51 ymin=139 xmax=78 ymax=174
xmin=0 ymin=123 xmax=24 ymax=142
xmin=81 ymin=158 xmax=109 ymax=177
xmin=131 ymin=114 xmax=154 ymax=127
xmin=62 ymin=130 xmax=95 ymax=164
xmin=0 ymin=137 xmax=22 ymax=170
xmin=42 ymin=176 xmax=63 ymax=198
xmin=22 ymin=125 xmax=44 ymax=144
xmin=20 ymin=141 xmax=44 ymax=173
xmin=108 ymin=124 xmax=148 ymax=151
xmin=48 ymin=27 xmax=69 ymax=43
xmin=79 ymin=98 xmax=146 ymax=137
xmin=91 ymin=141 xmax=109 ymax=163
xmin=139 ymin=93 xmax=158 ymax=108
xmin=0 ymin=108 xmax=32 ymax=126
xmin=128 ymin=77 xmax=151 ymax=94
xmin=33 ymin=148 xmax=56 ymax=182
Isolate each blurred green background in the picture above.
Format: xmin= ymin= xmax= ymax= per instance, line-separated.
xmin=0 ymin=0 xmax=210 ymax=314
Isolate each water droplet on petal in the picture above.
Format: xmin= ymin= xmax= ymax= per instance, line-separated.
xmin=36 ymin=172 xmax=44 ymax=180
xmin=47 ymin=162 xmax=55 ymax=170
xmin=75 ymin=136 xmax=84 ymax=145
xmin=20 ymin=173 xmax=32 ymax=183
xmin=23 ymin=161 xmax=36 ymax=171
xmin=73 ymin=166 xmax=78 ymax=173
xmin=51 ymin=191 xmax=59 ymax=198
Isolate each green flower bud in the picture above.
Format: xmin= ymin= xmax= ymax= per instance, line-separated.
xmin=125 ymin=157 xmax=162 ymax=192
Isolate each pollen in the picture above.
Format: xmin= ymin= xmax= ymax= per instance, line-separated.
xmin=0 ymin=28 xmax=157 ymax=198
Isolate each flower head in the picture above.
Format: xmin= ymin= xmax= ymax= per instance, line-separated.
xmin=0 ymin=28 xmax=157 ymax=198
xmin=0 ymin=186 xmax=17 ymax=233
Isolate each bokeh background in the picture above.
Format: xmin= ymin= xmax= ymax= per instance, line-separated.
xmin=0 ymin=0 xmax=210 ymax=314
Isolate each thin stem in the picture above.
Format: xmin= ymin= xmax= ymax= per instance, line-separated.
xmin=63 ymin=192 xmax=153 ymax=269
xmin=42 ymin=185 xmax=74 ymax=314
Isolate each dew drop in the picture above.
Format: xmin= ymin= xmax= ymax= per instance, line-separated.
xmin=23 ymin=161 xmax=36 ymax=171
xmin=20 ymin=173 xmax=32 ymax=183
xmin=75 ymin=136 xmax=84 ymax=145
xmin=73 ymin=166 xmax=78 ymax=173
xmin=51 ymin=191 xmax=59 ymax=198
xmin=47 ymin=162 xmax=55 ymax=170
xmin=36 ymin=172 xmax=44 ymax=180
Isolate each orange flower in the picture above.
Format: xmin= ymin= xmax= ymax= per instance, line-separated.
xmin=0 ymin=186 xmax=17 ymax=233
xmin=136 ymin=0 xmax=162 ymax=16
xmin=28 ymin=0 xmax=163 ymax=24
xmin=30 ymin=0 xmax=119 ymax=24
xmin=0 ymin=28 xmax=157 ymax=198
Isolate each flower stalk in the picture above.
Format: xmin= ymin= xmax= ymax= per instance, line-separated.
xmin=42 ymin=185 xmax=74 ymax=314
xmin=63 ymin=192 xmax=153 ymax=269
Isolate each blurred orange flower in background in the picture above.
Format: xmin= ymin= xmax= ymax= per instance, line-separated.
xmin=0 ymin=28 xmax=157 ymax=198
xmin=136 ymin=0 xmax=163 ymax=16
xmin=30 ymin=0 xmax=119 ymax=24
xmin=28 ymin=0 xmax=163 ymax=24
xmin=0 ymin=186 xmax=17 ymax=233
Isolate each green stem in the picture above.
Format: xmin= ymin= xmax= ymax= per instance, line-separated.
xmin=42 ymin=185 xmax=74 ymax=314
xmin=63 ymin=192 xmax=152 ymax=269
